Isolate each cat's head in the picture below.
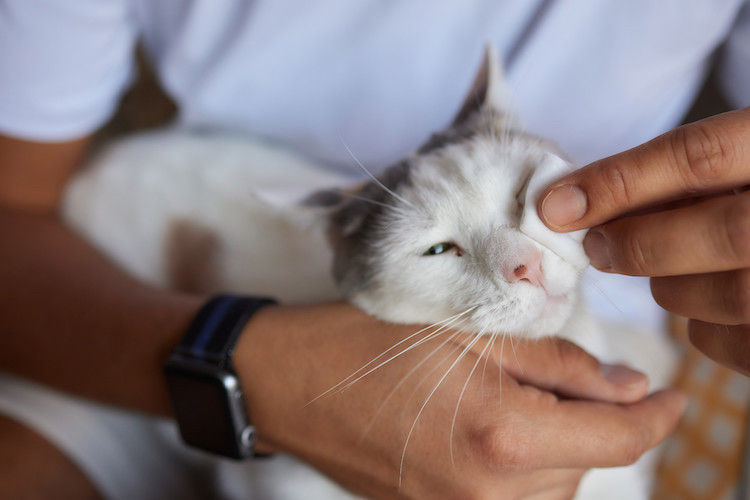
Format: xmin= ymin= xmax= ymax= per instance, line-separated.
xmin=325 ymin=46 xmax=589 ymax=338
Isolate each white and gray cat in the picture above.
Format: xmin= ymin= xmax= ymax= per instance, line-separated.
xmin=63 ymin=47 xmax=676 ymax=499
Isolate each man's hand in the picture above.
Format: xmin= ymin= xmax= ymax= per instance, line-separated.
xmin=236 ymin=303 xmax=685 ymax=499
xmin=538 ymin=107 xmax=750 ymax=375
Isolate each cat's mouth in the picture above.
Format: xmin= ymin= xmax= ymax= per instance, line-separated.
xmin=535 ymin=290 xmax=575 ymax=324
xmin=543 ymin=292 xmax=568 ymax=308
xmin=470 ymin=285 xmax=576 ymax=337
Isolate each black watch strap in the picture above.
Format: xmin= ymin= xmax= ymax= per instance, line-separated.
xmin=173 ymin=295 xmax=276 ymax=371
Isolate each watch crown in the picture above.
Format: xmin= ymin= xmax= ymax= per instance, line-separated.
xmin=240 ymin=425 xmax=257 ymax=449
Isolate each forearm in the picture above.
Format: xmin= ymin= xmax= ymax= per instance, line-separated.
xmin=0 ymin=208 xmax=204 ymax=416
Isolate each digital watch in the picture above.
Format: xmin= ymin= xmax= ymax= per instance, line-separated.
xmin=164 ymin=295 xmax=276 ymax=459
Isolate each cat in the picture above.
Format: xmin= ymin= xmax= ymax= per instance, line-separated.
xmin=63 ymin=46 xmax=676 ymax=499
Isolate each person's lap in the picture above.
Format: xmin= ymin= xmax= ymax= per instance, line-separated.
xmin=0 ymin=373 xmax=218 ymax=500
xmin=0 ymin=413 xmax=102 ymax=499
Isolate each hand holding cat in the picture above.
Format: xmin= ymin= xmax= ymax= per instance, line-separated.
xmin=539 ymin=107 xmax=750 ymax=376
xmin=236 ymin=302 xmax=685 ymax=499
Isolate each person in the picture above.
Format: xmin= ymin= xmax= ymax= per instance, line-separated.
xmin=1 ymin=1 xmax=747 ymax=498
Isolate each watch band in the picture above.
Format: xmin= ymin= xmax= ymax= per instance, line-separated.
xmin=165 ymin=294 xmax=276 ymax=459
xmin=173 ymin=295 xmax=276 ymax=370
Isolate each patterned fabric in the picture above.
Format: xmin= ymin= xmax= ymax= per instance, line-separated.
xmin=654 ymin=316 xmax=750 ymax=500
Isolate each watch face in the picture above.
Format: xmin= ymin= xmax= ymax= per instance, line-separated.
xmin=164 ymin=359 xmax=252 ymax=458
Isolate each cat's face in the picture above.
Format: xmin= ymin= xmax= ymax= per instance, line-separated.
xmin=326 ymin=46 xmax=588 ymax=338
xmin=329 ymin=114 xmax=586 ymax=338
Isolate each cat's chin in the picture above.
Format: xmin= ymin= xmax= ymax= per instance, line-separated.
xmin=350 ymin=285 xmax=576 ymax=340
xmin=522 ymin=293 xmax=576 ymax=338
xmin=483 ymin=292 xmax=576 ymax=339
xmin=540 ymin=293 xmax=571 ymax=321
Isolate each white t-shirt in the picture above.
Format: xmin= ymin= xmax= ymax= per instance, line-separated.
xmin=1 ymin=0 xmax=749 ymax=331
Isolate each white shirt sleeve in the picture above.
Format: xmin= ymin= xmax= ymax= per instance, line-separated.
xmin=719 ymin=0 xmax=750 ymax=108
xmin=0 ymin=0 xmax=139 ymax=141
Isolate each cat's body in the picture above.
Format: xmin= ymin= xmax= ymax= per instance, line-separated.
xmin=63 ymin=49 xmax=676 ymax=499
xmin=65 ymin=129 xmax=343 ymax=305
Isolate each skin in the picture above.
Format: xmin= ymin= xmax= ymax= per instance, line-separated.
xmin=0 ymin=132 xmax=685 ymax=499
xmin=539 ymin=106 xmax=750 ymax=377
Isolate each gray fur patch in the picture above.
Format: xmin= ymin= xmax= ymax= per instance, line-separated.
xmin=301 ymin=188 xmax=344 ymax=208
xmin=418 ymin=108 xmax=524 ymax=156
xmin=328 ymin=159 xmax=412 ymax=295
xmin=452 ymin=52 xmax=490 ymax=126
xmin=417 ymin=119 xmax=482 ymax=155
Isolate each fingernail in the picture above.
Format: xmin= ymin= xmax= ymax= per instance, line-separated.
xmin=540 ymin=185 xmax=587 ymax=229
xmin=583 ymin=231 xmax=611 ymax=270
xmin=600 ymin=363 xmax=646 ymax=388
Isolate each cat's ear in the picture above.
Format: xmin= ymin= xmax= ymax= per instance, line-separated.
xmin=303 ymin=185 xmax=368 ymax=236
xmin=452 ymin=44 xmax=513 ymax=125
xmin=326 ymin=160 xmax=411 ymax=243
xmin=300 ymin=188 xmax=347 ymax=211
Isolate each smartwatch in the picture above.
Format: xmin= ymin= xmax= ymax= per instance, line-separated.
xmin=164 ymin=294 xmax=276 ymax=459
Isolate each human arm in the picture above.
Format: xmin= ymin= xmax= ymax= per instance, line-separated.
xmin=537 ymin=107 xmax=750 ymax=376
xmin=0 ymin=133 xmax=206 ymax=414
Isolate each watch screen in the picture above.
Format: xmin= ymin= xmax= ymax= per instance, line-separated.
xmin=165 ymin=363 xmax=242 ymax=457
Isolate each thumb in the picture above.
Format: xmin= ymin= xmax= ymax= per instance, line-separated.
xmin=502 ymin=337 xmax=650 ymax=404
xmin=537 ymin=108 xmax=750 ymax=232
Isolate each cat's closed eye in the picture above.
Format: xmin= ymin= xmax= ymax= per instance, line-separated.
xmin=423 ymin=242 xmax=463 ymax=256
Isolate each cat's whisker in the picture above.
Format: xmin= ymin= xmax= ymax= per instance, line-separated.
xmin=358 ymin=329 xmax=465 ymax=444
xmin=304 ymin=323 xmax=444 ymax=406
xmin=449 ymin=328 xmax=492 ymax=470
xmin=480 ymin=330 xmax=501 ymax=397
xmin=398 ymin=331 xmax=483 ymax=490
xmin=508 ymin=334 xmax=525 ymax=375
xmin=339 ymin=138 xmax=416 ymax=209
xmin=498 ymin=333 xmax=506 ymax=404
xmin=337 ymin=191 xmax=400 ymax=211
xmin=580 ymin=274 xmax=625 ymax=318
xmin=337 ymin=309 xmax=475 ymax=393
xmin=306 ymin=307 xmax=477 ymax=407
xmin=400 ymin=329 xmax=474 ymax=412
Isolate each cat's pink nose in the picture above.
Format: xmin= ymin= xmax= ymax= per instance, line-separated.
xmin=505 ymin=251 xmax=544 ymax=288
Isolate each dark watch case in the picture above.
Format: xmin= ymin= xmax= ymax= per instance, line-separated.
xmin=164 ymin=357 xmax=256 ymax=459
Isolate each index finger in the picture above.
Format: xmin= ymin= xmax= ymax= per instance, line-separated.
xmin=497 ymin=337 xmax=649 ymax=404
xmin=538 ymin=107 xmax=750 ymax=231
xmin=519 ymin=389 xmax=686 ymax=470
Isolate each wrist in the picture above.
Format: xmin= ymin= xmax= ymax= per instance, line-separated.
xmin=232 ymin=303 xmax=286 ymax=455
xmin=231 ymin=302 xmax=389 ymax=456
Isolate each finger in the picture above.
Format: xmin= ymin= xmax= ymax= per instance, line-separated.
xmin=516 ymin=389 xmax=686 ymax=470
xmin=584 ymin=191 xmax=750 ymax=276
xmin=538 ymin=107 xmax=750 ymax=231
xmin=499 ymin=337 xmax=649 ymax=404
xmin=688 ymin=320 xmax=750 ymax=377
xmin=651 ymin=270 xmax=750 ymax=325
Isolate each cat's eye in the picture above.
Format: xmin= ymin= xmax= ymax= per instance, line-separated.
xmin=423 ymin=242 xmax=459 ymax=256
xmin=514 ymin=170 xmax=533 ymax=208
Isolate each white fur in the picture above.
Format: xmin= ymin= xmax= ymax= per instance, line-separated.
xmin=65 ymin=130 xmax=347 ymax=304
